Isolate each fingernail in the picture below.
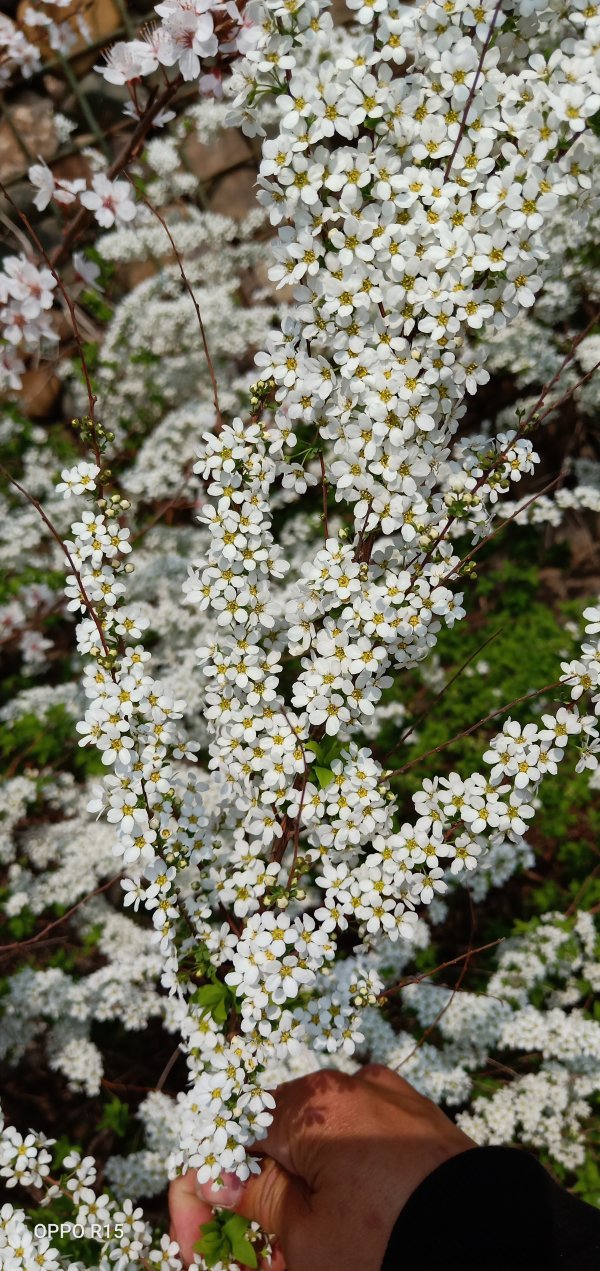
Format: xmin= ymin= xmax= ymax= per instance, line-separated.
xmin=198 ymin=1171 xmax=245 ymax=1208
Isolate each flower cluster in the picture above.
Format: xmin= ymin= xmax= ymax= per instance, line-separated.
xmin=29 ymin=164 xmax=137 ymax=230
xmin=0 ymin=1109 xmax=192 ymax=1271
xmin=1 ymin=0 xmax=600 ymax=1252
xmin=0 ymin=256 xmax=57 ymax=394
xmin=95 ymin=0 xmax=261 ymax=93
xmin=10 ymin=0 xmax=598 ymax=1190
xmin=0 ymin=582 xmax=56 ymax=672
xmin=0 ymin=15 xmax=41 ymax=87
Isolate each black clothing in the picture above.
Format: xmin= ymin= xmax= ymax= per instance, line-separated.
xmin=382 ymin=1146 xmax=600 ymax=1270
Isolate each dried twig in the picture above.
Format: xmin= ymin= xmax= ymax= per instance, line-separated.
xmin=131 ymin=186 xmax=223 ymax=430
xmin=0 ymin=873 xmax=122 ymax=958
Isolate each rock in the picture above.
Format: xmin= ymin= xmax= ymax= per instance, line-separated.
xmin=209 ymin=168 xmax=257 ymax=220
xmin=118 ymin=259 xmax=160 ymax=290
xmin=183 ymin=127 xmax=254 ymax=185
xmin=0 ymin=92 xmax=57 ymax=183
xmin=18 ymin=366 xmax=62 ymax=418
xmin=17 ymin=0 xmax=121 ymax=73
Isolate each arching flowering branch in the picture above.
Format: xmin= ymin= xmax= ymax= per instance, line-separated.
xmin=1 ymin=0 xmax=600 ymax=1238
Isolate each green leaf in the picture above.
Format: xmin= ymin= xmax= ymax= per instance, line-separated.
xmin=588 ymin=107 xmax=600 ymax=138
xmin=314 ymin=765 xmax=335 ymax=789
xmin=194 ymin=1213 xmax=258 ymax=1268
xmin=192 ymin=979 xmax=233 ymax=1025
xmin=222 ymin=1215 xmax=251 ymax=1241
xmin=230 ymin=1235 xmax=257 ymax=1267
xmin=99 ymin=1095 xmax=131 ymax=1138
xmin=194 ymin=1221 xmax=224 ymax=1268
xmin=224 ymin=1216 xmax=257 ymax=1268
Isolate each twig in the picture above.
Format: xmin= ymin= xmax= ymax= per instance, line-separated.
xmin=413 ymin=313 xmax=600 ymax=575
xmin=565 ymin=862 xmax=600 ymax=918
xmin=319 ymin=451 xmax=330 ymax=541
xmin=442 ymin=474 xmax=563 ymax=584
xmin=0 ymin=182 xmax=98 ymax=430
xmin=523 ymin=311 xmax=600 ymax=425
xmin=156 ymin=1045 xmax=183 ymax=1092
xmin=534 ymin=358 xmax=600 ymax=431
xmin=386 ymin=626 xmax=504 ymax=760
xmin=50 ymin=74 xmax=184 ymax=270
xmin=130 ymin=186 xmax=223 ymax=430
xmin=0 ymin=463 xmax=111 ymax=656
xmin=444 ymin=0 xmax=504 ymax=181
xmin=378 ymin=937 xmax=504 ymax=1000
xmin=398 ymin=890 xmax=477 ymax=1065
xmin=386 ymin=678 xmax=563 ymax=779
xmin=0 ymin=873 xmax=121 ymax=957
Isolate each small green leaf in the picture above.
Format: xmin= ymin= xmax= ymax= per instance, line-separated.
xmin=224 ymin=1216 xmax=257 ymax=1268
xmin=315 ymin=766 xmax=334 ymax=789
xmin=230 ymin=1236 xmax=257 ymax=1267
xmin=192 ymin=980 xmax=232 ymax=1025
xmin=223 ymin=1215 xmax=250 ymax=1242
xmin=99 ymin=1096 xmax=130 ymax=1138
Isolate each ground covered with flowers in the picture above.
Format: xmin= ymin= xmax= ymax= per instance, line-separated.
xmin=1 ymin=0 xmax=600 ymax=1267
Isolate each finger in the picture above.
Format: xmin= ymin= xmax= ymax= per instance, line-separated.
xmin=168 ymin=1173 xmax=214 ymax=1268
xmin=199 ymin=1156 xmax=304 ymax=1238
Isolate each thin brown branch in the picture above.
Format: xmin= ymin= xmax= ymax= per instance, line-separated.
xmin=319 ymin=451 xmax=330 ymax=541
xmin=397 ymin=890 xmax=477 ymax=1065
xmin=385 ymin=625 xmax=504 ymax=760
xmin=0 ymin=182 xmax=98 ymax=430
xmin=386 ymin=679 xmax=563 ymax=779
xmin=0 ymin=463 xmax=111 ymax=656
xmin=130 ymin=186 xmax=223 ymax=430
xmin=444 ymin=0 xmax=504 ymax=181
xmin=378 ymin=937 xmax=505 ymax=1000
xmin=415 ymin=313 xmax=600 ymax=574
xmin=0 ymin=873 xmax=121 ymax=958
xmin=442 ymin=474 xmax=563 ymax=584
xmin=49 ymin=74 xmax=184 ymax=270
xmin=156 ymin=1045 xmax=183 ymax=1092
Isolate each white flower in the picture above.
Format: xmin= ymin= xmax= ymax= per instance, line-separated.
xmin=80 ymin=174 xmax=137 ymax=228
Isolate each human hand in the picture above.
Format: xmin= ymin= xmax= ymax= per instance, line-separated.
xmin=169 ymin=1064 xmax=475 ymax=1271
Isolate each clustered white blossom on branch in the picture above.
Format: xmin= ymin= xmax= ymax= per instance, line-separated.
xmin=32 ymin=0 xmax=600 ymax=1189
xmin=0 ymin=15 xmax=41 ymax=86
xmin=1 ymin=0 xmax=600 ymax=1262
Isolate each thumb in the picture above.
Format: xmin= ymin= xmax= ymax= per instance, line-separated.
xmin=198 ymin=1158 xmax=301 ymax=1238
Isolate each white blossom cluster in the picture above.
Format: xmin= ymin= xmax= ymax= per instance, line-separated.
xmin=29 ymin=165 xmax=137 ymax=230
xmin=54 ymin=380 xmax=600 ymax=1185
xmin=95 ymin=0 xmax=262 ymax=93
xmin=100 ymin=907 xmax=599 ymax=1202
xmin=0 ymin=582 xmax=56 ymax=673
xmin=0 ymin=905 xmax=166 ymax=1097
xmin=1 ymin=0 xmax=600 ymax=1245
xmin=0 ymin=15 xmax=41 ymax=87
xmin=0 ymin=256 xmax=57 ymax=395
xmin=0 ymin=1109 xmax=193 ymax=1271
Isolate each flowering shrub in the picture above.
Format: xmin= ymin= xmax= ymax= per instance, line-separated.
xmin=1 ymin=0 xmax=600 ymax=1265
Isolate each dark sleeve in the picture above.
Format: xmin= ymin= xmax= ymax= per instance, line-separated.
xmin=382 ymin=1145 xmax=600 ymax=1271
